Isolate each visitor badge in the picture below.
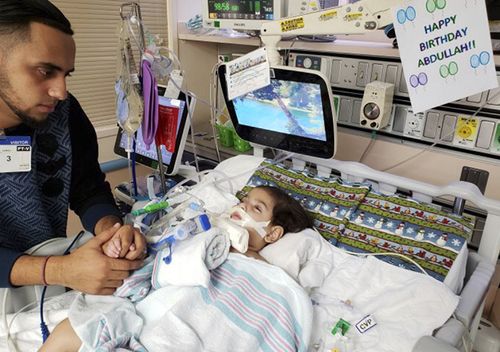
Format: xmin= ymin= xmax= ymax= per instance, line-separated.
xmin=0 ymin=136 xmax=32 ymax=173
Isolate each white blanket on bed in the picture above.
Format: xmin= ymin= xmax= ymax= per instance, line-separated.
xmin=308 ymin=246 xmax=459 ymax=352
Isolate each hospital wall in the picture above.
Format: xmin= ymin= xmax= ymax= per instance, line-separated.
xmin=174 ymin=25 xmax=500 ymax=201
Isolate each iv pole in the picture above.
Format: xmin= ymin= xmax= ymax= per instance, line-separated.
xmin=120 ymin=2 xmax=168 ymax=196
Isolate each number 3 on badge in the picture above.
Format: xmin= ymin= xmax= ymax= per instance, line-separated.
xmin=0 ymin=136 xmax=32 ymax=173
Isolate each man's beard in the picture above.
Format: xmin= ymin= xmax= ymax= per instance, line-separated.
xmin=0 ymin=71 xmax=49 ymax=129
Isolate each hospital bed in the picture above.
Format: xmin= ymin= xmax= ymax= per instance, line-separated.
xmin=209 ymin=153 xmax=500 ymax=352
xmin=305 ymin=155 xmax=498 ymax=352
xmin=0 ymin=153 xmax=498 ymax=352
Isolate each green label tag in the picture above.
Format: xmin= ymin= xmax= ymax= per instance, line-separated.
xmin=491 ymin=123 xmax=500 ymax=154
xmin=331 ymin=318 xmax=351 ymax=336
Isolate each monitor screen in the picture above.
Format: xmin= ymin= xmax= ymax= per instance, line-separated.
xmin=233 ymin=80 xmax=327 ymax=142
xmin=218 ymin=65 xmax=336 ymax=158
xmin=202 ymin=0 xmax=283 ymax=30
xmin=114 ymin=93 xmax=191 ymax=175
xmin=208 ymin=0 xmax=275 ymax=20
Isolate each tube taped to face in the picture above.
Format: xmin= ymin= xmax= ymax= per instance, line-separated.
xmin=229 ymin=206 xmax=270 ymax=238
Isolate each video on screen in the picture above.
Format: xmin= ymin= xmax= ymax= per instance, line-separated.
xmin=233 ymin=80 xmax=326 ymax=141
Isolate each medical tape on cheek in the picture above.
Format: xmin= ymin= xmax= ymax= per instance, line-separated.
xmin=229 ymin=207 xmax=270 ymax=238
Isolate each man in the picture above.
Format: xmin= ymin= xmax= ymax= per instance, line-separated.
xmin=0 ymin=0 xmax=145 ymax=295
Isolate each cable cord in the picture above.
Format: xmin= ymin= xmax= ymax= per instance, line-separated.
xmin=340 ymin=248 xmax=430 ymax=277
xmin=6 ymin=290 xmax=78 ymax=352
xmin=381 ymin=89 xmax=500 ymax=172
xmin=38 ymin=231 xmax=85 ymax=343
xmin=210 ymin=61 xmax=224 ymax=162
xmin=358 ymin=131 xmax=377 ymax=163
xmin=161 ymin=151 xmax=294 ymax=214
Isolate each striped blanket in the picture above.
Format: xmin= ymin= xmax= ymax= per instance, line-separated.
xmin=137 ymin=253 xmax=312 ymax=352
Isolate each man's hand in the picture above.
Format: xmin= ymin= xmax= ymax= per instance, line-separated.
xmin=46 ymin=223 xmax=144 ymax=295
xmin=101 ymin=225 xmax=146 ymax=260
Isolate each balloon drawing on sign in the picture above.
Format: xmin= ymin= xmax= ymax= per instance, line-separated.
xmin=479 ymin=51 xmax=490 ymax=65
xmin=470 ymin=51 xmax=491 ymax=74
xmin=439 ymin=61 xmax=459 ymax=80
xmin=426 ymin=0 xmax=446 ymax=13
xmin=470 ymin=55 xmax=480 ymax=69
xmin=396 ymin=6 xmax=417 ymax=28
xmin=409 ymin=72 xmax=429 ymax=93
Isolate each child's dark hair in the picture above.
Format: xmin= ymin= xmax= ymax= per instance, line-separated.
xmin=256 ymin=185 xmax=314 ymax=233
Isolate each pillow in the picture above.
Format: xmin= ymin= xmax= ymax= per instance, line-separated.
xmin=337 ymin=190 xmax=473 ymax=293
xmin=259 ymin=228 xmax=334 ymax=291
xmin=236 ymin=160 xmax=372 ymax=245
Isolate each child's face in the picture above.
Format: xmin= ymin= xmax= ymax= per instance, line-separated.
xmin=231 ymin=188 xmax=275 ymax=251
xmin=232 ymin=188 xmax=275 ymax=223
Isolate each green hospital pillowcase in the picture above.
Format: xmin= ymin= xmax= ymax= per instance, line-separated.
xmin=338 ymin=189 xmax=473 ymax=287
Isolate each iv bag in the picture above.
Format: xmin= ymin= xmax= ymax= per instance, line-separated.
xmin=115 ymin=20 xmax=143 ymax=136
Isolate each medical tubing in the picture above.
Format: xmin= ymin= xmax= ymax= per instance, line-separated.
xmin=340 ymin=248 xmax=429 ymax=277
xmin=165 ymin=151 xmax=294 ymax=204
xmin=165 ymin=168 xmax=232 ymax=199
xmin=39 ymin=231 xmax=85 ymax=342
xmin=152 ymin=44 xmax=204 ymax=176
xmin=6 ymin=291 xmax=78 ymax=352
xmin=382 ymin=89 xmax=500 ymax=172
xmin=132 ymin=200 xmax=170 ymax=216
xmin=123 ymin=20 xmax=204 ymax=178
xmin=206 ymin=151 xmax=295 ymax=190
xmin=132 ymin=138 xmax=138 ymax=196
xmin=210 ymin=62 xmax=224 ymax=162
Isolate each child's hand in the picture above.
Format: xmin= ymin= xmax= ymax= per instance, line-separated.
xmin=102 ymin=232 xmax=136 ymax=258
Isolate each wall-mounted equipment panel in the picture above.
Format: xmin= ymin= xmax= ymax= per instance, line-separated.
xmin=288 ymin=52 xmax=500 ymax=113
xmin=332 ymin=93 xmax=500 ymax=158
xmin=288 ymin=51 xmax=500 ymax=159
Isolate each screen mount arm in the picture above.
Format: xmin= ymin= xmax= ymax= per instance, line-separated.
xmin=260 ymin=0 xmax=399 ymax=65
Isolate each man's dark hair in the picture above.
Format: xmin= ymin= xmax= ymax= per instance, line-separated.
xmin=0 ymin=0 xmax=73 ymax=39
xmin=256 ymin=185 xmax=314 ymax=234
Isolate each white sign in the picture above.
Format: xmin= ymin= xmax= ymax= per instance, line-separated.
xmin=393 ymin=0 xmax=498 ymax=113
xmin=225 ymin=47 xmax=270 ymax=101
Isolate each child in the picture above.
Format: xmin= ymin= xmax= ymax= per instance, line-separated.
xmin=40 ymin=185 xmax=313 ymax=352
xmin=230 ymin=185 xmax=314 ymax=261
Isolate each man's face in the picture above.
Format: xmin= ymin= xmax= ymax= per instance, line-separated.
xmin=0 ymin=22 xmax=75 ymax=129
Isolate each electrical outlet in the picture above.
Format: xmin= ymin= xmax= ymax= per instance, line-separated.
xmin=403 ymin=110 xmax=425 ymax=138
xmin=340 ymin=61 xmax=358 ymax=86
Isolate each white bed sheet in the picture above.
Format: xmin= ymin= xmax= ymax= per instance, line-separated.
xmin=307 ymin=245 xmax=459 ymax=352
